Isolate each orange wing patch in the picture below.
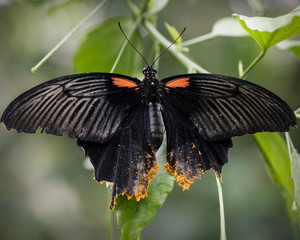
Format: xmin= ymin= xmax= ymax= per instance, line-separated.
xmin=112 ymin=77 xmax=138 ymax=88
xmin=165 ymin=77 xmax=190 ymax=88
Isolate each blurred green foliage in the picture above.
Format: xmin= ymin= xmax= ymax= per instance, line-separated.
xmin=0 ymin=1 xmax=299 ymax=240
xmin=74 ymin=17 xmax=143 ymax=75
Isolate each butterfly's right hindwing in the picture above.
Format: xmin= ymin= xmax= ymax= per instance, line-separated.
xmin=160 ymin=98 xmax=232 ymax=189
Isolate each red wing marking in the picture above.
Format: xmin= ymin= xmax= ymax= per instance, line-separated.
xmin=112 ymin=77 xmax=138 ymax=88
xmin=165 ymin=77 xmax=190 ymax=88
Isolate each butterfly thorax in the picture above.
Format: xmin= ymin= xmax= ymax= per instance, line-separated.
xmin=141 ymin=67 xmax=161 ymax=103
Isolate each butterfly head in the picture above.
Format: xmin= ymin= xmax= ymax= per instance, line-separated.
xmin=143 ymin=67 xmax=157 ymax=79
xmin=141 ymin=67 xmax=161 ymax=102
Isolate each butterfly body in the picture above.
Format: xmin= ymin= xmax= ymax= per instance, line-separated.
xmin=142 ymin=101 xmax=163 ymax=151
xmin=1 ymin=67 xmax=297 ymax=209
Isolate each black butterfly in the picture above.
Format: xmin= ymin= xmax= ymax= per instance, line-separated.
xmin=1 ymin=67 xmax=297 ymax=209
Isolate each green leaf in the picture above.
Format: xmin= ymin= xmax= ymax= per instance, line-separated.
xmin=286 ymin=134 xmax=300 ymax=228
xmin=277 ymin=40 xmax=300 ymax=60
xmin=234 ymin=5 xmax=300 ymax=51
xmin=254 ymin=133 xmax=294 ymax=204
xmin=164 ymin=22 xmax=188 ymax=52
xmin=115 ymin=141 xmax=175 ymax=240
xmin=212 ymin=17 xmax=249 ymax=37
xmin=164 ymin=22 xmax=182 ymax=44
xmin=255 ymin=132 xmax=300 ymax=235
xmin=74 ymin=17 xmax=143 ymax=76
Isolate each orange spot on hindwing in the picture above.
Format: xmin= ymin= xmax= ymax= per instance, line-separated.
xmin=112 ymin=77 xmax=138 ymax=88
xmin=165 ymin=77 xmax=190 ymax=88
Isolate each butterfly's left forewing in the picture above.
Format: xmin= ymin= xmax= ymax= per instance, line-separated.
xmin=1 ymin=73 xmax=141 ymax=142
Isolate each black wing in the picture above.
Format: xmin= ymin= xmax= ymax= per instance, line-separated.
xmin=159 ymin=73 xmax=297 ymax=188
xmin=160 ymin=98 xmax=232 ymax=190
xmin=78 ymin=103 xmax=158 ymax=210
xmin=161 ymin=74 xmax=297 ymax=142
xmin=1 ymin=73 xmax=141 ymax=142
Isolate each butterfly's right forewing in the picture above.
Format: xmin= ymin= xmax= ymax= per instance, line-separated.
xmin=161 ymin=74 xmax=297 ymax=142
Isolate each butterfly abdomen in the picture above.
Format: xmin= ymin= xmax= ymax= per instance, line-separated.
xmin=148 ymin=102 xmax=163 ymax=151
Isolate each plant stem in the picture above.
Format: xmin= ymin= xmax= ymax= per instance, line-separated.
xmin=31 ymin=0 xmax=109 ymax=73
xmin=295 ymin=107 xmax=300 ymax=119
xmin=240 ymin=49 xmax=266 ymax=78
xmin=143 ymin=20 xmax=209 ymax=73
xmin=110 ymin=18 xmax=141 ymax=73
xmin=181 ymin=32 xmax=216 ymax=47
xmin=106 ymin=192 xmax=114 ymax=240
xmin=215 ymin=174 xmax=227 ymax=240
xmin=137 ymin=231 xmax=142 ymax=240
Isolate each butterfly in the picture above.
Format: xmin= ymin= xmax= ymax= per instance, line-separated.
xmin=1 ymin=66 xmax=298 ymax=210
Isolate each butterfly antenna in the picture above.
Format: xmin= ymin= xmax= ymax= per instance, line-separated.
xmin=151 ymin=27 xmax=186 ymax=68
xmin=118 ymin=22 xmax=150 ymax=67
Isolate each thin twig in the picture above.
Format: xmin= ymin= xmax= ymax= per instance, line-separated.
xmin=106 ymin=192 xmax=114 ymax=240
xmin=181 ymin=32 xmax=216 ymax=47
xmin=31 ymin=0 xmax=109 ymax=73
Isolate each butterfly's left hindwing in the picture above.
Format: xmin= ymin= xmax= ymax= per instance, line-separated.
xmin=78 ymin=103 xmax=159 ymax=210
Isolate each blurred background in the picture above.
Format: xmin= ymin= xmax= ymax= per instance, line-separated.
xmin=0 ymin=0 xmax=299 ymax=239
